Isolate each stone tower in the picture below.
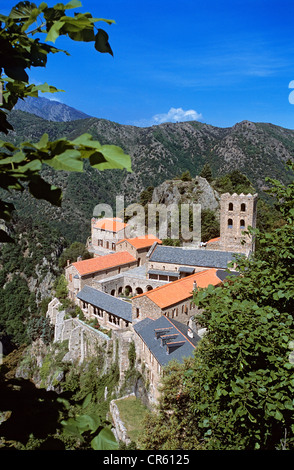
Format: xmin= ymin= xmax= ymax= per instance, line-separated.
xmin=219 ymin=192 xmax=258 ymax=254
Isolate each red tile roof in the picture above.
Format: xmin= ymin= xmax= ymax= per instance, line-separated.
xmin=71 ymin=251 xmax=136 ymax=276
xmin=206 ymin=237 xmax=220 ymax=244
xmin=93 ymin=218 xmax=128 ymax=233
xmin=132 ymin=268 xmax=222 ymax=308
xmin=117 ymin=235 xmax=162 ymax=250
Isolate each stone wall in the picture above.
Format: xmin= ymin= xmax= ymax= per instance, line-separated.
xmin=109 ymin=394 xmax=135 ymax=445
xmin=47 ymin=298 xmax=132 ymax=379
xmin=132 ymin=293 xmax=200 ymax=327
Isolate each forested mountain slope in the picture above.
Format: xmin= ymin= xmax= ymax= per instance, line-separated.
xmin=1 ymin=110 xmax=293 ymax=242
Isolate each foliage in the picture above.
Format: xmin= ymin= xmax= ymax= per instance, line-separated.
xmin=53 ymin=274 xmax=68 ymax=301
xmin=179 ymin=170 xmax=192 ymax=181
xmin=138 ymin=359 xmax=202 ymax=450
xmin=128 ymin=341 xmax=136 ymax=369
xmin=201 ymin=208 xmax=219 ymax=242
xmin=212 ymin=169 xmax=255 ymax=195
xmin=162 ymin=238 xmax=181 ymax=246
xmin=139 ymin=186 xmax=154 ymax=206
xmin=187 ymin=161 xmax=294 ymax=450
xmin=0 ymin=215 xmax=65 ymax=348
xmin=0 ymin=1 xmax=132 ymax=241
xmin=58 ymin=241 xmax=93 ymax=268
xmin=59 ymin=393 xmax=118 ymax=450
xmin=0 ymin=274 xmax=32 ymax=345
xmin=199 ymin=162 xmax=213 ymax=182
xmin=26 ymin=315 xmax=54 ymax=345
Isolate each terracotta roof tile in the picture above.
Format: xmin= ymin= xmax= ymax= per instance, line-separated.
xmin=72 ymin=251 xmax=136 ymax=276
xmin=94 ymin=218 xmax=128 ymax=233
xmin=132 ymin=268 xmax=222 ymax=308
xmin=117 ymin=235 xmax=162 ymax=250
xmin=206 ymin=237 xmax=220 ymax=244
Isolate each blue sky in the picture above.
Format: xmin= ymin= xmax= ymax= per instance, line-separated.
xmin=3 ymin=0 xmax=294 ymax=128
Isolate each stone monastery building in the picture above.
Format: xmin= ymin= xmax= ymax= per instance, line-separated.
xmin=61 ymin=192 xmax=257 ymax=403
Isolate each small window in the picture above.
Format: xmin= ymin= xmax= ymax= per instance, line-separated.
xmin=241 ymin=203 xmax=246 ymax=212
xmin=228 ymin=202 xmax=233 ymax=211
xmin=240 ymin=219 xmax=245 ymax=229
xmin=228 ymin=218 xmax=233 ymax=228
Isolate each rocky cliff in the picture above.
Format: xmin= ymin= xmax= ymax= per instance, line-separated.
xmin=151 ymin=176 xmax=220 ymax=214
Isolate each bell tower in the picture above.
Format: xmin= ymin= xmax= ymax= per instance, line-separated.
xmin=219 ymin=192 xmax=258 ymax=254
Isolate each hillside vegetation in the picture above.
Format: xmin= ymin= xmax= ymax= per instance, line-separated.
xmin=1 ymin=111 xmax=293 ymax=243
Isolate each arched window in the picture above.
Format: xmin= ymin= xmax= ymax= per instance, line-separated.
xmin=241 ymin=203 xmax=246 ymax=212
xmin=228 ymin=202 xmax=233 ymax=211
xmin=240 ymin=219 xmax=245 ymax=229
xmin=228 ymin=218 xmax=233 ymax=228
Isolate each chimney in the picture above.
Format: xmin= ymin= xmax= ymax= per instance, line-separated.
xmin=67 ymin=259 xmax=70 ymax=266
xmin=193 ymin=280 xmax=197 ymax=291
xmin=77 ymin=256 xmax=82 ymax=262
xmin=166 ymin=341 xmax=185 ymax=355
xmin=154 ymin=327 xmax=172 ymax=339
xmin=187 ymin=328 xmax=194 ymax=338
xmin=160 ymin=334 xmax=178 ymax=347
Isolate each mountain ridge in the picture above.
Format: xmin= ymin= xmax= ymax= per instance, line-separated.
xmin=1 ymin=108 xmax=294 ymax=243
xmin=14 ymin=96 xmax=91 ymax=122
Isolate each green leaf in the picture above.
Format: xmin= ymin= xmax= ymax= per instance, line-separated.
xmin=46 ymin=149 xmax=83 ymax=172
xmin=94 ymin=145 xmax=132 ymax=171
xmin=274 ymin=410 xmax=283 ymax=421
xmin=65 ymin=0 xmax=82 ymax=9
xmin=34 ymin=133 xmax=49 ymax=150
xmin=61 ymin=419 xmax=84 ymax=440
xmin=94 ymin=29 xmax=113 ymax=56
xmin=33 ymin=83 xmax=65 ymax=95
xmin=9 ymin=1 xmax=37 ymax=19
xmin=75 ymin=414 xmax=100 ymax=434
xmin=91 ymin=427 xmax=118 ymax=450
xmin=82 ymin=393 xmax=92 ymax=409
xmin=46 ymin=20 xmax=65 ymax=43
xmin=57 ymin=397 xmax=71 ymax=410
xmin=4 ymin=66 xmax=29 ymax=82
xmin=0 ymin=151 xmax=26 ymax=166
xmin=28 ymin=176 xmax=62 ymax=206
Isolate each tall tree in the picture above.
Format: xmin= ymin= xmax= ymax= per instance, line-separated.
xmin=187 ymin=161 xmax=294 ymax=449
xmin=0 ymin=1 xmax=132 ymax=241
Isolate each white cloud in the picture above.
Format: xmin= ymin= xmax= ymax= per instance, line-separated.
xmin=152 ymin=107 xmax=203 ymax=124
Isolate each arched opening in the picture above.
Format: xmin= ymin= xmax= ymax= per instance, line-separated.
xmin=137 ymin=257 xmax=141 ymax=267
xmin=111 ymin=289 xmax=115 ymax=296
xmin=228 ymin=218 xmax=233 ymax=228
xmin=228 ymin=202 xmax=233 ymax=211
xmin=125 ymin=285 xmax=133 ymax=297
xmin=118 ymin=286 xmax=123 ymax=295
xmin=135 ymin=287 xmax=143 ymax=295
xmin=240 ymin=219 xmax=245 ymax=229
xmin=146 ymin=285 xmax=153 ymax=291
xmin=241 ymin=203 xmax=246 ymax=212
